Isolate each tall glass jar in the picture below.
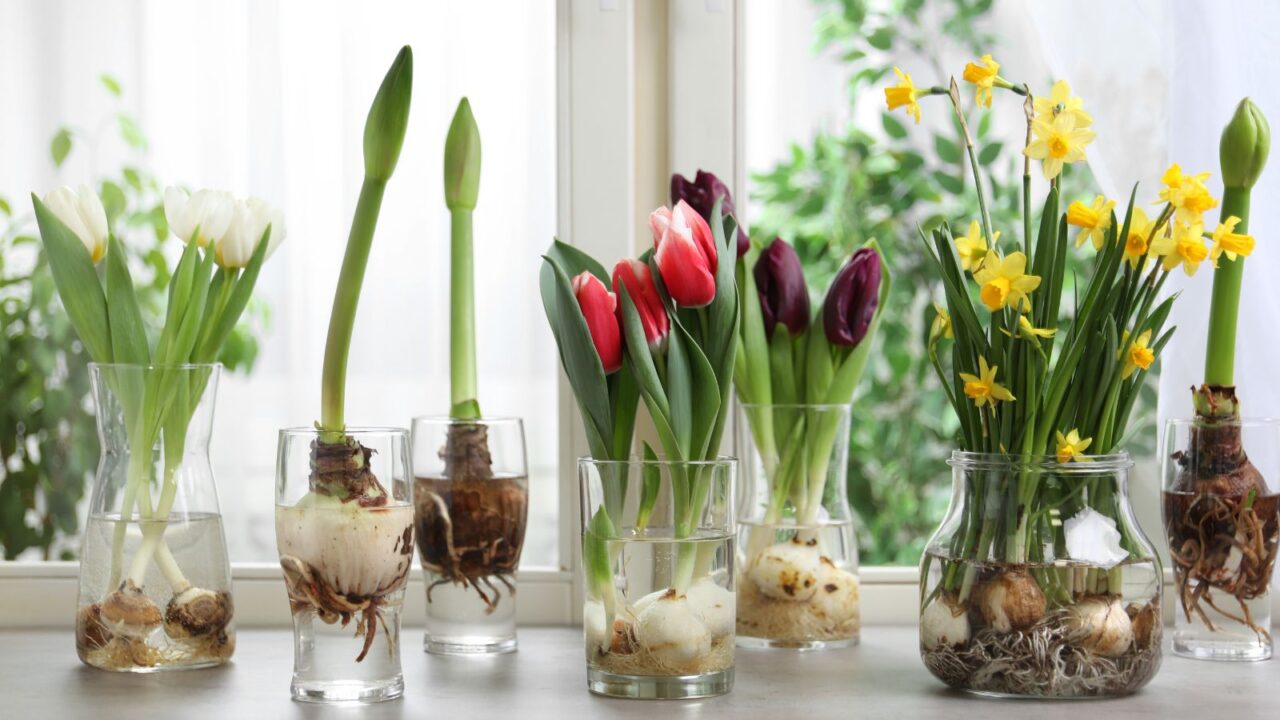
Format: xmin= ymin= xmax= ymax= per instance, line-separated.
xmin=735 ymin=403 xmax=859 ymax=649
xmin=919 ymin=452 xmax=1162 ymax=698
xmin=579 ymin=457 xmax=736 ymax=699
xmin=77 ymin=363 xmax=234 ymax=672
xmin=276 ymin=427 xmax=414 ymax=703
xmin=1162 ymin=417 xmax=1279 ymax=661
xmin=410 ymin=416 xmax=528 ymax=655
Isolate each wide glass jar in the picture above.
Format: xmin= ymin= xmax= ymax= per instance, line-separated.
xmin=735 ymin=403 xmax=859 ymax=649
xmin=579 ymin=457 xmax=736 ymax=699
xmin=919 ymin=451 xmax=1162 ymax=698
xmin=77 ymin=363 xmax=234 ymax=672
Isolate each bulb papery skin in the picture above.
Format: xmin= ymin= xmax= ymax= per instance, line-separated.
xmin=920 ymin=593 xmax=971 ymax=649
xmin=633 ymin=590 xmax=712 ymax=666
xmin=164 ymin=586 xmax=233 ymax=639
xmin=1068 ymin=596 xmax=1133 ymax=658
xmin=747 ymin=538 xmax=822 ymax=601
xmin=685 ymin=578 xmax=736 ymax=638
xmin=632 ymin=588 xmax=669 ymax=617
xmin=810 ymin=557 xmax=860 ymax=624
xmin=975 ymin=570 xmax=1046 ymax=633
xmin=100 ymin=580 xmax=163 ymax=640
xmin=275 ymin=493 xmax=414 ymax=599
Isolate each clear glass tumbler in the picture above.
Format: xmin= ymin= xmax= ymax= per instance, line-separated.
xmin=275 ymin=427 xmax=414 ymax=703
xmin=1162 ymin=417 xmax=1279 ymax=661
xmin=411 ymin=416 xmax=528 ymax=654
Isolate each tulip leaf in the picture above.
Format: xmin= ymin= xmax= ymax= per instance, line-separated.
xmin=103 ymin=235 xmax=149 ymax=365
xmin=544 ymin=256 xmax=614 ymax=452
xmin=678 ymin=322 xmax=720 ymax=460
xmin=619 ymin=287 xmax=680 ymax=460
xmin=768 ymin=330 xmax=798 ymax=406
xmin=31 ymin=194 xmax=112 ymax=363
xmin=635 ymin=442 xmax=661 ymax=530
xmin=196 ymin=226 xmax=270 ymax=362
xmin=539 ymin=238 xmax=610 ymax=347
xmin=665 ymin=325 xmax=693 ymax=456
xmin=608 ymin=365 xmax=639 ymax=462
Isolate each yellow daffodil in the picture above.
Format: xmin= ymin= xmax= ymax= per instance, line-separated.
xmin=962 ymin=54 xmax=1002 ymax=108
xmin=956 ymin=219 xmax=997 ymax=271
xmin=1033 ymin=80 xmax=1092 ymax=128
xmin=1055 ymin=429 xmax=1093 ymax=463
xmin=1066 ymin=195 xmax=1116 ymax=250
xmin=1015 ymin=314 xmax=1055 ymax=341
xmin=1151 ymin=221 xmax=1208 ymax=276
xmin=1120 ymin=329 xmax=1155 ymax=379
xmin=973 ymin=251 xmax=1041 ymax=312
xmin=1157 ymin=163 xmax=1219 ymax=226
xmin=1024 ymin=113 xmax=1096 ymax=181
xmin=930 ymin=303 xmax=953 ymax=342
xmin=1209 ymin=215 xmax=1255 ymax=264
xmin=960 ymin=355 xmax=1015 ymax=409
xmin=884 ymin=67 xmax=923 ymax=124
xmin=1122 ymin=207 xmax=1156 ymax=269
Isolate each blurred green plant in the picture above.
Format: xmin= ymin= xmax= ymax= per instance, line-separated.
xmin=748 ymin=0 xmax=1156 ymax=564
xmin=0 ymin=74 xmax=268 ymax=559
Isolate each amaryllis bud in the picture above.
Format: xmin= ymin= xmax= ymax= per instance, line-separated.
xmin=1220 ymin=97 xmax=1270 ymax=190
xmin=650 ymin=200 xmax=717 ymax=307
xmin=571 ymin=271 xmax=623 ymax=374
xmin=612 ymin=259 xmax=670 ymax=353
xmin=823 ymin=248 xmax=881 ymax=347
xmin=754 ymin=238 xmax=810 ymax=338
xmin=671 ymin=169 xmax=749 ymax=258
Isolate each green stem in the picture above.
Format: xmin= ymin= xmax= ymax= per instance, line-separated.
xmin=320 ymin=177 xmax=387 ymax=436
xmin=450 ymin=208 xmax=479 ymax=419
xmin=1204 ymin=186 xmax=1251 ymax=386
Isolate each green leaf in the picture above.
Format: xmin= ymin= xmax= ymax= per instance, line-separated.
xmin=99 ymin=74 xmax=122 ymax=97
xmin=100 ymin=180 xmax=127 ymax=222
xmin=934 ymin=134 xmax=961 ymax=164
xmin=196 ymin=226 xmax=271 ymax=361
xmin=122 ymin=167 xmax=142 ymax=191
xmin=867 ymin=27 xmax=894 ymax=50
xmin=31 ymin=194 xmax=111 ymax=363
xmin=933 ymin=170 xmax=964 ymax=194
xmin=978 ymin=142 xmax=1003 ymax=166
xmin=544 ymin=255 xmax=614 ymax=450
xmin=51 ymin=129 xmax=72 ymax=167
xmin=103 ymin=236 xmax=149 ymax=365
xmin=635 ymin=442 xmax=661 ymax=530
xmin=0 ymin=197 xmax=11 ymax=217
xmin=882 ymin=111 xmax=908 ymax=139
xmin=116 ymin=114 xmax=148 ymax=150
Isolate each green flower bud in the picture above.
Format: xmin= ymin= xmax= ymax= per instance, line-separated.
xmin=363 ymin=46 xmax=414 ymax=182
xmin=1220 ymin=97 xmax=1269 ymax=190
xmin=444 ymin=97 xmax=482 ymax=211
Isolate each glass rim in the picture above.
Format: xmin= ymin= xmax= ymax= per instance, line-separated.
xmin=738 ymin=402 xmax=851 ymax=411
xmin=89 ymin=362 xmax=223 ymax=371
xmin=410 ymin=414 xmax=525 ymax=425
xmin=1164 ymin=416 xmax=1280 ymax=426
xmin=577 ymin=455 xmax=735 ymax=468
xmin=948 ymin=450 xmax=1132 ymax=471
xmin=278 ymin=426 xmax=409 ymax=437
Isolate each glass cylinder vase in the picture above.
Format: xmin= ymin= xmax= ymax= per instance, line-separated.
xmin=77 ymin=363 xmax=234 ymax=672
xmin=1162 ymin=417 xmax=1279 ymax=661
xmin=734 ymin=403 xmax=859 ymax=650
xmin=579 ymin=457 xmax=736 ymax=699
xmin=410 ymin=416 xmax=528 ymax=654
xmin=276 ymin=427 xmax=414 ymax=703
xmin=919 ymin=452 xmax=1162 ymax=698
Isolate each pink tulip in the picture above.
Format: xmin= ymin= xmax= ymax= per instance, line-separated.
xmin=611 ymin=259 xmax=670 ymax=353
xmin=572 ymin=271 xmax=623 ymax=374
xmin=650 ymin=200 xmax=718 ymax=307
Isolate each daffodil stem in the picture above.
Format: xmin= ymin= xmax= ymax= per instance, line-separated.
xmin=946 ymin=83 xmax=994 ymax=257
xmin=320 ymin=177 xmax=387 ymax=436
xmin=1204 ymin=186 xmax=1250 ymax=387
xmin=450 ymin=208 xmax=479 ymax=419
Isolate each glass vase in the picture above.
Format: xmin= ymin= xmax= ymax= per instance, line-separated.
xmin=734 ymin=403 xmax=859 ymax=650
xmin=77 ymin=363 xmax=234 ymax=672
xmin=579 ymin=457 xmax=736 ymax=699
xmin=275 ymin=427 xmax=414 ymax=703
xmin=919 ymin=452 xmax=1162 ymax=698
xmin=1162 ymin=417 xmax=1278 ymax=661
xmin=410 ymin=416 xmax=528 ymax=655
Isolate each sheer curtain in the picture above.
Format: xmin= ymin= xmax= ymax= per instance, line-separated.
xmin=0 ymin=0 xmax=559 ymax=565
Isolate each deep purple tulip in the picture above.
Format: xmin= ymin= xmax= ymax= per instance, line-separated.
xmin=670 ymin=169 xmax=750 ymax=258
xmin=823 ymin=248 xmax=881 ymax=348
xmin=754 ymin=238 xmax=810 ymax=338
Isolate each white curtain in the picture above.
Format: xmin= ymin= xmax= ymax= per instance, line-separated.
xmin=0 ymin=0 xmax=560 ymax=564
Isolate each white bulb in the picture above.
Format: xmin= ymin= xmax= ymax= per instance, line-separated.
xmin=747 ymin=538 xmax=822 ymax=601
xmin=810 ymin=558 xmax=860 ymax=624
xmin=633 ymin=591 xmax=711 ymax=665
xmin=685 ymin=578 xmax=735 ymax=638
xmin=1068 ymin=596 xmax=1133 ymax=658
xmin=920 ymin=594 xmax=971 ymax=649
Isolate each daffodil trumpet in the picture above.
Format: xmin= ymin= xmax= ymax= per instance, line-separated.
xmin=276 ymin=46 xmax=415 ymax=664
xmin=894 ymin=56 xmax=1177 ymax=696
xmin=36 ymin=180 xmax=281 ymax=668
xmin=1164 ymin=99 xmax=1278 ymax=645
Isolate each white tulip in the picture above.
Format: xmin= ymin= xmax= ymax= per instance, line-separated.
xmin=164 ymin=186 xmax=234 ymax=248
xmin=42 ymin=184 xmax=109 ymax=263
xmin=217 ymin=196 xmax=285 ymax=268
